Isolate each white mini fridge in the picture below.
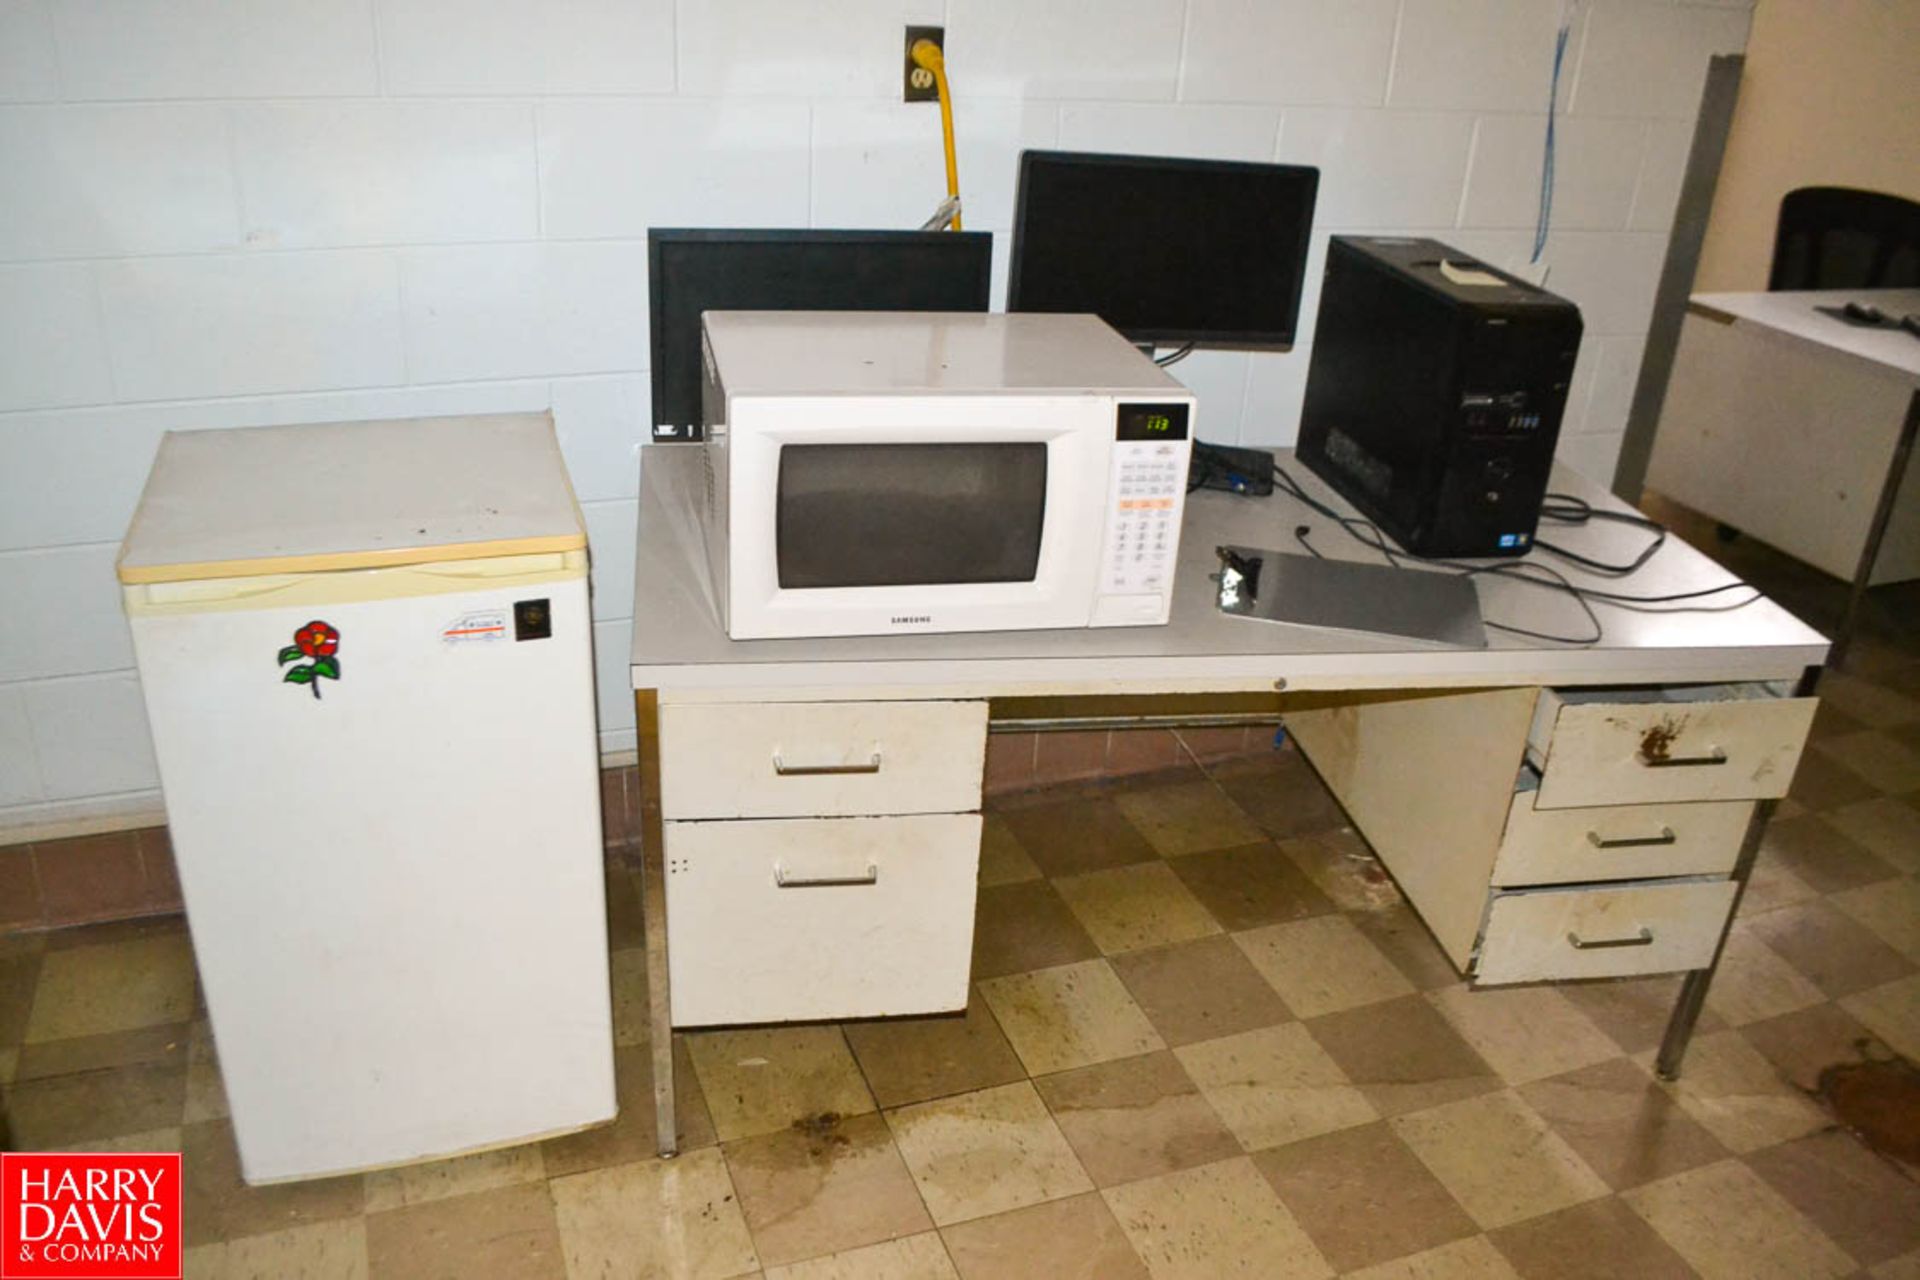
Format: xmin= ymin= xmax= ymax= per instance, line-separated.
xmin=118 ymin=413 xmax=615 ymax=1184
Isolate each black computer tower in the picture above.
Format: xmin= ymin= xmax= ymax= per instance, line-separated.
xmin=1297 ymin=236 xmax=1583 ymax=558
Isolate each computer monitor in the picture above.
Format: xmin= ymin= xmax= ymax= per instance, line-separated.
xmin=648 ymin=229 xmax=995 ymax=440
xmin=1007 ymin=151 xmax=1319 ymax=350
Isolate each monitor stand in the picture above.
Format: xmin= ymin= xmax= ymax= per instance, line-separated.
xmin=1135 ymin=341 xmax=1196 ymax=368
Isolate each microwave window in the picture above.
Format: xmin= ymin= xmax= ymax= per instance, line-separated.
xmin=777 ymin=443 xmax=1048 ymax=589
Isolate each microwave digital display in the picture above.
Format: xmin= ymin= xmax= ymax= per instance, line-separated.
xmin=1116 ymin=403 xmax=1191 ymax=441
xmin=776 ymin=442 xmax=1048 ymax=590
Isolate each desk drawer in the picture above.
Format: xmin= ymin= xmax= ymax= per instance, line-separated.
xmin=665 ymin=814 xmax=979 ymax=1026
xmin=660 ymin=700 xmax=987 ymax=819
xmin=1528 ymin=688 xmax=1815 ymax=809
xmin=1474 ymin=879 xmax=1737 ymax=984
xmin=1492 ymin=791 xmax=1752 ymax=887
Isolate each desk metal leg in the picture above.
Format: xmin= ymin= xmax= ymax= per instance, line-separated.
xmin=635 ymin=688 xmax=678 ymax=1157
xmin=1833 ymin=389 xmax=1920 ymax=669
xmin=1657 ymin=665 xmax=1823 ymax=1079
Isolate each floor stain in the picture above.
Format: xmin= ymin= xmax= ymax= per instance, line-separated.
xmin=1816 ymin=1055 xmax=1920 ymax=1168
xmin=790 ymin=1110 xmax=850 ymax=1157
xmin=1324 ymin=840 xmax=1399 ymax=912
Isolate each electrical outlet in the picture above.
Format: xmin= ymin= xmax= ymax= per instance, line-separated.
xmin=904 ymin=25 xmax=942 ymax=102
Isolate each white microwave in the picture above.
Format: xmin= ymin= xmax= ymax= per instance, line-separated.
xmin=697 ymin=311 xmax=1197 ymax=640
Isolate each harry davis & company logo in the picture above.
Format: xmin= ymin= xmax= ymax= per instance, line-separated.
xmin=2 ymin=1151 xmax=182 ymax=1279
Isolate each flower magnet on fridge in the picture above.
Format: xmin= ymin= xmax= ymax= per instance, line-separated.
xmin=278 ymin=620 xmax=341 ymax=698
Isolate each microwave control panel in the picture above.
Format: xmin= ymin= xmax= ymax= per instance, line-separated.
xmin=1096 ymin=402 xmax=1194 ymax=623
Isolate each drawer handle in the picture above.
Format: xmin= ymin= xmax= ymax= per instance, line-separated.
xmin=1566 ymin=926 xmax=1654 ymax=950
xmin=772 ymin=750 xmax=883 ymax=776
xmin=1586 ymin=826 xmax=1677 ymax=849
xmin=775 ymin=863 xmax=879 ymax=888
xmin=1640 ymin=745 xmax=1728 ymax=768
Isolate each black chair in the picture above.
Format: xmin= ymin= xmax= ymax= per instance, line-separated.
xmin=1768 ymin=186 xmax=1920 ymax=291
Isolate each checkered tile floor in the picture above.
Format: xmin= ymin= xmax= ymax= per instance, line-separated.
xmin=5 ymin=501 xmax=1919 ymax=1279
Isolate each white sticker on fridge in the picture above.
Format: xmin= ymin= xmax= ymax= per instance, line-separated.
xmin=441 ymin=610 xmax=507 ymax=644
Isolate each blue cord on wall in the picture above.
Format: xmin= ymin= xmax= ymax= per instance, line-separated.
xmin=1532 ymin=15 xmax=1575 ymax=264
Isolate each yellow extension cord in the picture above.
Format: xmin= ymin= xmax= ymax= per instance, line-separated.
xmin=910 ymin=38 xmax=961 ymax=230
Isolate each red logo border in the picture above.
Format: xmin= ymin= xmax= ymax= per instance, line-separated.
xmin=1 ymin=1152 xmax=182 ymax=1280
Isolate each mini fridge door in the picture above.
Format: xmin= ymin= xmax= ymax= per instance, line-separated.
xmin=125 ymin=551 xmax=614 ymax=1183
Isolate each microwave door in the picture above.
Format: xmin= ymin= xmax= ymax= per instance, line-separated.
xmin=774 ymin=442 xmax=1048 ymax=591
xmin=723 ymin=400 xmax=1112 ymax=639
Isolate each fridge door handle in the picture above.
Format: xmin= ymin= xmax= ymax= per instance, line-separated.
xmin=140 ymin=575 xmax=308 ymax=605
xmin=409 ymin=553 xmax=573 ymax=580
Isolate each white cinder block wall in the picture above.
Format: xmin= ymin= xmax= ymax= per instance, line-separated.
xmin=0 ymin=0 xmax=1751 ymax=838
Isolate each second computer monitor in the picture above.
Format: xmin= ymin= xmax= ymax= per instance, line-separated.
xmin=1007 ymin=150 xmax=1319 ymax=350
xmin=648 ymin=229 xmax=994 ymax=441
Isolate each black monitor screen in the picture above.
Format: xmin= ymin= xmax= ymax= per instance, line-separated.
xmin=1008 ymin=151 xmax=1318 ymax=348
xmin=648 ymin=229 xmax=993 ymax=438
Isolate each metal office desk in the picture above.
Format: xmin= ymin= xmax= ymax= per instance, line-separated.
xmin=1648 ymin=287 xmax=1920 ymax=664
xmin=630 ymin=445 xmax=1827 ymax=1156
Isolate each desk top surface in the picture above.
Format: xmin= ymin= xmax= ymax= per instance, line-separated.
xmin=630 ymin=446 xmax=1827 ymax=699
xmin=1690 ymin=288 xmax=1920 ymax=384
